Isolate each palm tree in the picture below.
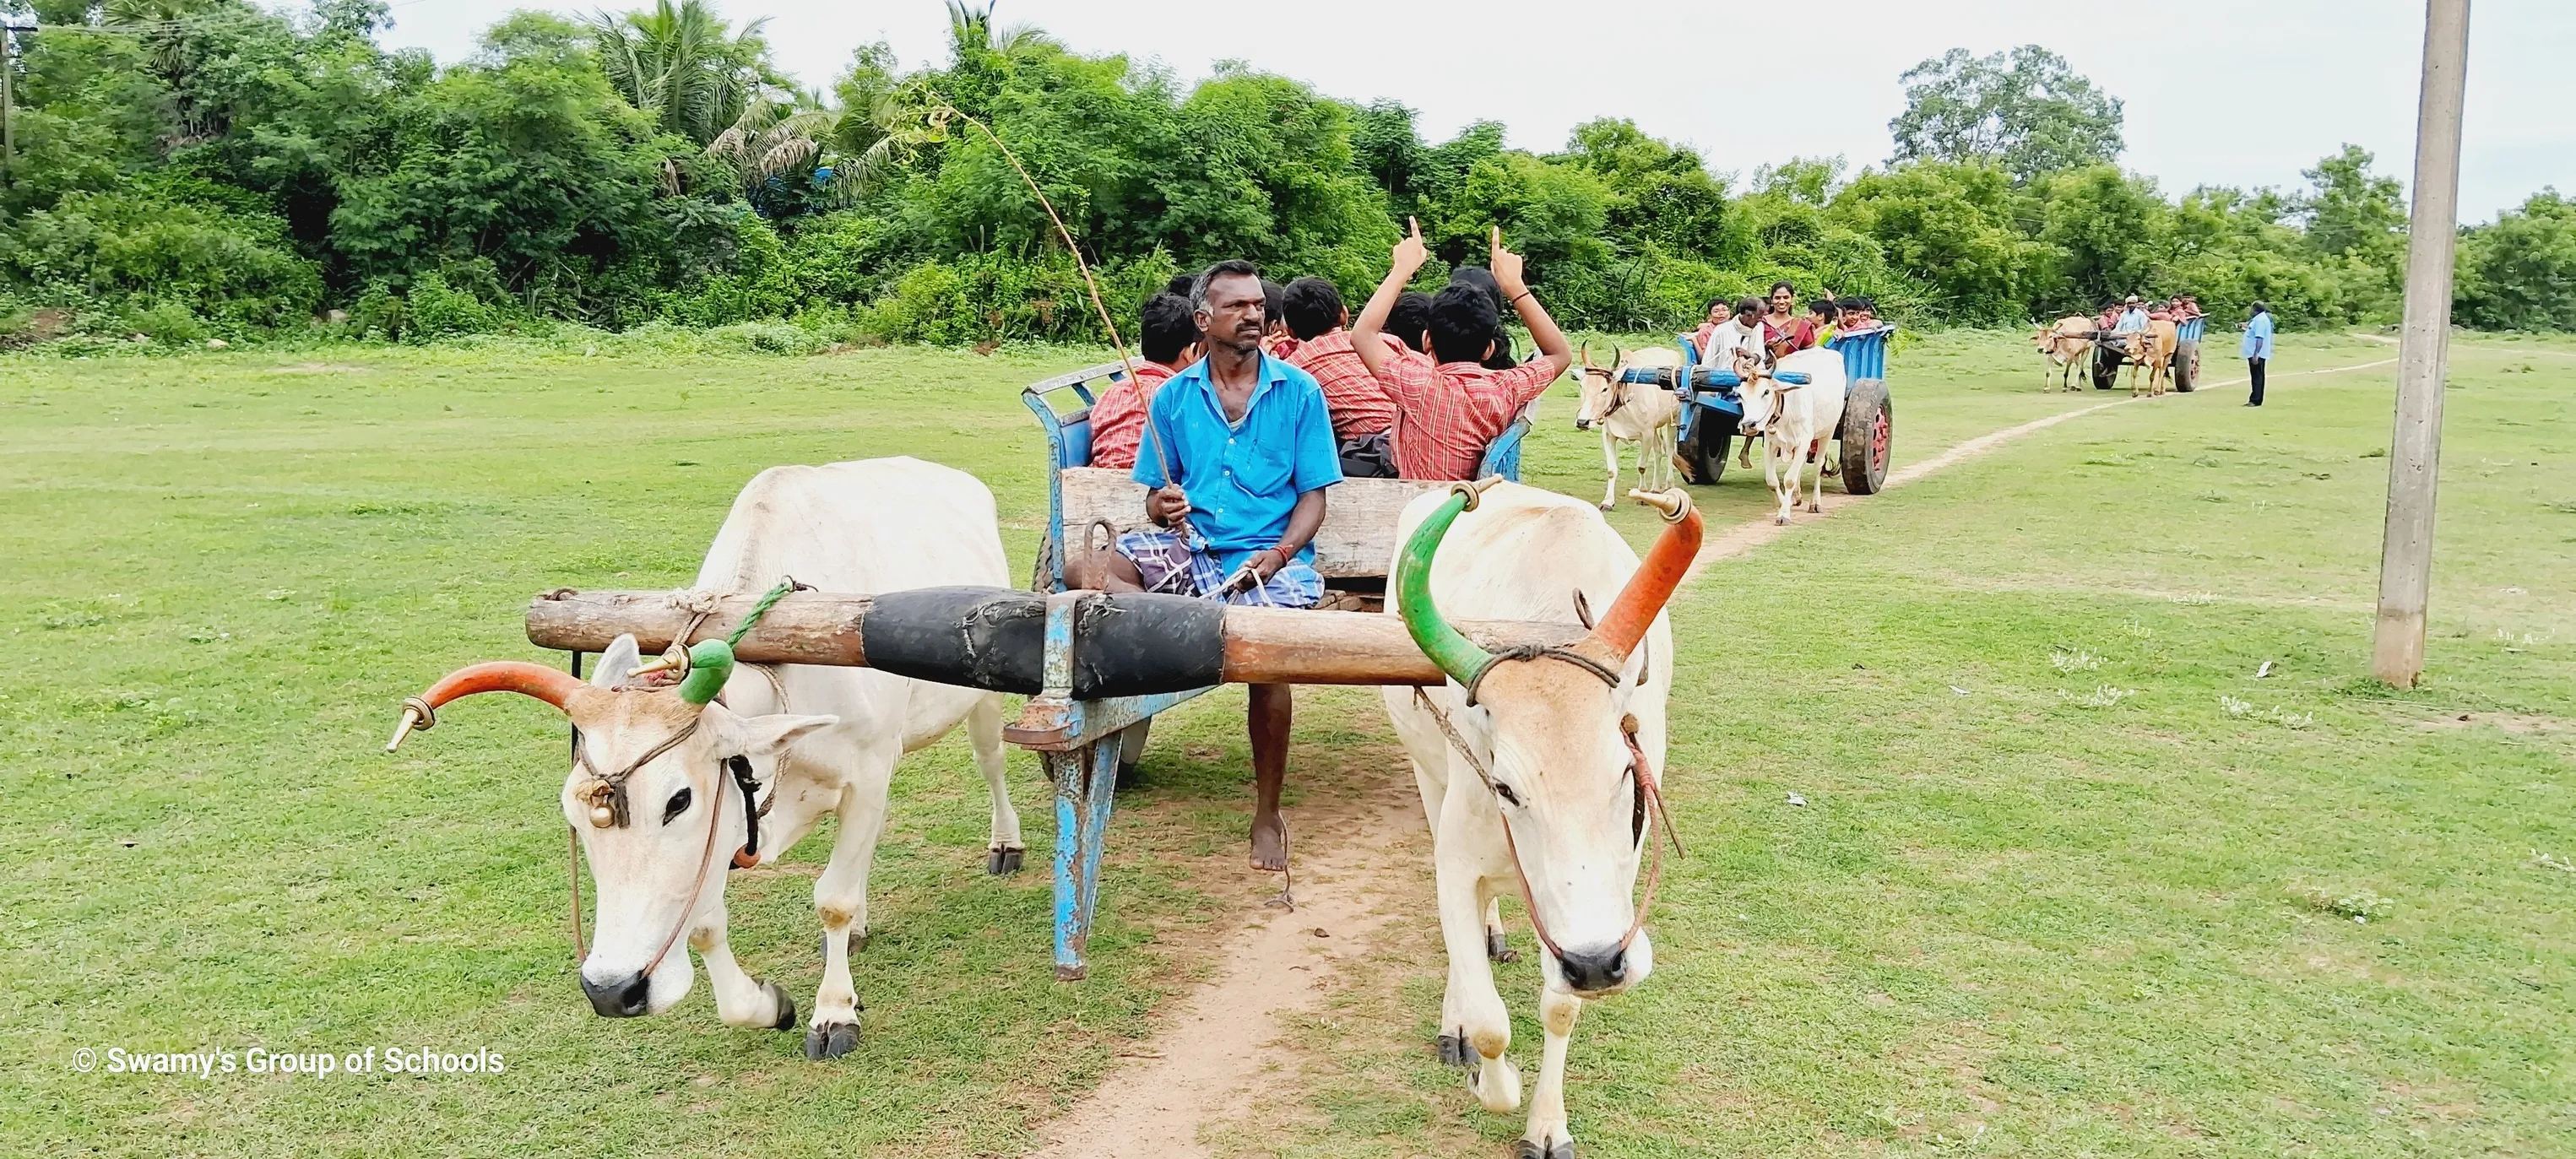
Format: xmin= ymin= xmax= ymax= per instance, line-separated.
xmin=586 ymin=0 xmax=774 ymax=146
xmin=942 ymin=1 xmax=1051 ymax=63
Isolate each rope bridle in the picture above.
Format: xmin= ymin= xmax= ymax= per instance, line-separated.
xmin=1410 ymin=655 xmax=1684 ymax=974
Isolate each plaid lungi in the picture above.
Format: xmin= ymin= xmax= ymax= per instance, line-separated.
xmin=1114 ymin=528 xmax=1324 ymax=608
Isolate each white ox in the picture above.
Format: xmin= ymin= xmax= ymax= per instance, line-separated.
xmin=1571 ymin=345 xmax=1684 ymax=510
xmin=1378 ymin=480 xmax=1694 ymax=1159
xmin=388 ymin=457 xmax=1022 ymax=1061
xmin=1734 ymin=344 xmax=1849 ymax=525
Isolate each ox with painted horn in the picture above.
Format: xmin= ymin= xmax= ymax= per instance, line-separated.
xmin=387 ymin=457 xmax=1024 ymax=1063
xmin=1379 ymin=477 xmax=1696 ymax=1159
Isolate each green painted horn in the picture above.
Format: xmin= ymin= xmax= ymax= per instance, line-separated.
xmin=1396 ymin=485 xmax=1497 ymax=688
xmin=676 ymin=639 xmax=735 ymax=705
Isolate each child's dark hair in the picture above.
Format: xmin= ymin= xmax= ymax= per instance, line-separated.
xmin=1809 ymin=297 xmax=1838 ymax=318
xmin=1140 ymin=293 xmax=1196 ymax=365
xmin=1387 ymin=291 xmax=1434 ymax=353
xmin=1261 ymin=279 xmax=1286 ymax=329
xmin=1426 ymin=284 xmax=1500 ymax=366
xmin=1281 ymin=277 xmax=1343 ymax=340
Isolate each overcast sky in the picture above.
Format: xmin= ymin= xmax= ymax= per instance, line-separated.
xmin=375 ymin=0 xmax=2568 ymax=223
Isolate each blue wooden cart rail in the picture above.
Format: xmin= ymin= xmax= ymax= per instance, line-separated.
xmin=2177 ymin=316 xmax=2208 ymax=344
xmin=1014 ymin=360 xmax=1532 ymax=978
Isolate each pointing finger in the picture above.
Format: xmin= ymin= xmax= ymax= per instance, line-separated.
xmin=1408 ymin=215 xmax=1422 ymax=239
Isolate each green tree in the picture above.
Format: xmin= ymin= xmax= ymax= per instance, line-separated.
xmin=2297 ymin=144 xmax=2406 ymax=320
xmin=585 ymin=0 xmax=778 ymax=147
xmin=1890 ymin=46 xmax=2123 ymax=182
xmin=2456 ymin=191 xmax=2576 ymax=331
xmin=2030 ymin=164 xmax=2169 ymax=310
xmin=1834 ymin=160 xmax=2036 ymax=323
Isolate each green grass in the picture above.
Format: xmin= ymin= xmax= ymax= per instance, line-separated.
xmin=3 ymin=328 xmax=2568 ymax=1156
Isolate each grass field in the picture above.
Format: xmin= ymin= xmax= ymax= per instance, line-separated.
xmin=3 ymin=328 xmax=2571 ymax=1156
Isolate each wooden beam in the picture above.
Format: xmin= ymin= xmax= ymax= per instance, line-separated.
xmin=524 ymin=589 xmax=1590 ymax=687
xmin=1217 ymin=606 xmax=1587 ymax=686
xmin=527 ymin=589 xmax=873 ymax=666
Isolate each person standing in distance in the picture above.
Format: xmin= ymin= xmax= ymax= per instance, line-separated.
xmin=2241 ymin=301 xmax=2275 ymax=407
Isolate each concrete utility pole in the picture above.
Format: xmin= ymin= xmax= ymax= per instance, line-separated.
xmin=2372 ymin=0 xmax=2471 ymax=688
xmin=1 ymin=24 xmax=19 ymax=188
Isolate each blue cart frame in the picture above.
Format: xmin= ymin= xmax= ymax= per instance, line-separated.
xmin=1013 ymin=361 xmax=1531 ymax=978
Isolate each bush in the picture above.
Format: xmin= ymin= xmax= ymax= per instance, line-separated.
xmin=404 ymin=272 xmax=499 ymax=341
xmin=0 ymin=190 xmax=322 ymax=328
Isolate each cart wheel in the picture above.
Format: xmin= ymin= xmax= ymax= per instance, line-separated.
xmin=1689 ymin=431 xmax=1730 ymax=486
xmin=1838 ymin=379 xmax=1891 ymax=495
xmin=2093 ymin=350 xmax=2118 ymax=390
xmin=2173 ymin=342 xmax=2197 ymax=393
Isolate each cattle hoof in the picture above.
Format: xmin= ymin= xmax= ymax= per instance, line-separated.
xmin=1773 ymin=515 xmax=1790 ymax=526
xmin=802 ymin=1020 xmax=860 ymax=1061
xmin=1807 ymin=502 xmax=1821 ymax=514
xmin=1516 ymin=1139 xmax=1575 ymax=1159
xmin=987 ymin=845 xmax=1024 ymax=875
xmin=1485 ymin=930 xmax=1518 ymax=963
xmin=1437 ymin=1032 xmax=1472 ymax=1068
xmin=762 ymin=982 xmax=798 ymax=1031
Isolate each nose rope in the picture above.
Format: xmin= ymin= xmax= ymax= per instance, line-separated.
xmin=1409 ymin=681 xmax=1684 ymax=980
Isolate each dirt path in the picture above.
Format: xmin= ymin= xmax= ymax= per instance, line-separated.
xmin=1020 ymin=351 xmax=2400 ymax=1157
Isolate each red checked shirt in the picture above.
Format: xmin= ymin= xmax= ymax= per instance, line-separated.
xmin=1087 ymin=361 xmax=1175 ymax=470
xmin=1285 ymin=328 xmax=1399 ymax=441
xmin=1376 ymin=354 xmax=1559 ymax=481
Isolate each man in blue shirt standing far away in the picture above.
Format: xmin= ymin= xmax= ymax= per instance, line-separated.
xmin=1076 ymin=257 xmax=1342 ymax=872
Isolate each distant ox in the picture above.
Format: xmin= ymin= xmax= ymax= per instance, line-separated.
xmin=1380 ymin=479 xmax=1695 ymax=1159
xmin=2031 ymin=316 xmax=2096 ymax=393
xmin=1572 ymin=345 xmax=1684 ymax=510
xmin=388 ymin=457 xmax=1023 ymax=1061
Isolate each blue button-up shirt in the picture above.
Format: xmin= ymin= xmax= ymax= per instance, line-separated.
xmin=2113 ymin=307 xmax=2148 ymax=333
xmin=2240 ymin=311 xmax=2275 ymax=360
xmin=1132 ymin=354 xmax=1344 ymax=573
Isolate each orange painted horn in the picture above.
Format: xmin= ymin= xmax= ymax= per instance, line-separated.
xmin=1591 ymin=489 xmax=1702 ymax=660
xmin=386 ymin=661 xmax=584 ymax=751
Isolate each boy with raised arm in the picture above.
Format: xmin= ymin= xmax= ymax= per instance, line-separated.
xmin=1351 ymin=221 xmax=1573 ymax=480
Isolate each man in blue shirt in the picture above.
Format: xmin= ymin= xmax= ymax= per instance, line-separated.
xmin=2240 ymin=301 xmax=2275 ymax=406
xmin=1082 ymin=258 xmax=1342 ymax=871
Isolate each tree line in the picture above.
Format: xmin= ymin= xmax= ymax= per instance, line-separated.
xmin=0 ymin=0 xmax=2568 ymax=346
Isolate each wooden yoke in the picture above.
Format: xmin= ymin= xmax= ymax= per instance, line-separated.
xmin=525 ymin=589 xmax=1587 ymax=690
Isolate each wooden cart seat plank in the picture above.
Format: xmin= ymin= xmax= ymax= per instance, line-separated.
xmin=1057 ymin=467 xmax=1444 ymax=579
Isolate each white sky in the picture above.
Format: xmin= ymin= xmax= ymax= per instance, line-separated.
xmin=374 ymin=0 xmax=2570 ymax=223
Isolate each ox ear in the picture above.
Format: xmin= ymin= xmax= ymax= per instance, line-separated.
xmin=712 ymin=707 xmax=839 ymax=762
xmin=590 ymin=634 xmax=643 ymax=689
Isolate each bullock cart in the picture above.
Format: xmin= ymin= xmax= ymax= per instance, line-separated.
xmin=1673 ymin=325 xmax=1895 ymax=494
xmin=507 ymin=363 xmax=1557 ymax=983
xmin=2091 ymin=317 xmax=2197 ymax=393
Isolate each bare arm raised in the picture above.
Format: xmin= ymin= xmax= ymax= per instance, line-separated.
xmin=1488 ymin=225 xmax=1570 ymax=382
xmin=1353 ymin=217 xmax=1429 ymax=380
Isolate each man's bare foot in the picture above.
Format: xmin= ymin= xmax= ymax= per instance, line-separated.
xmin=1250 ymin=810 xmax=1288 ymax=872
